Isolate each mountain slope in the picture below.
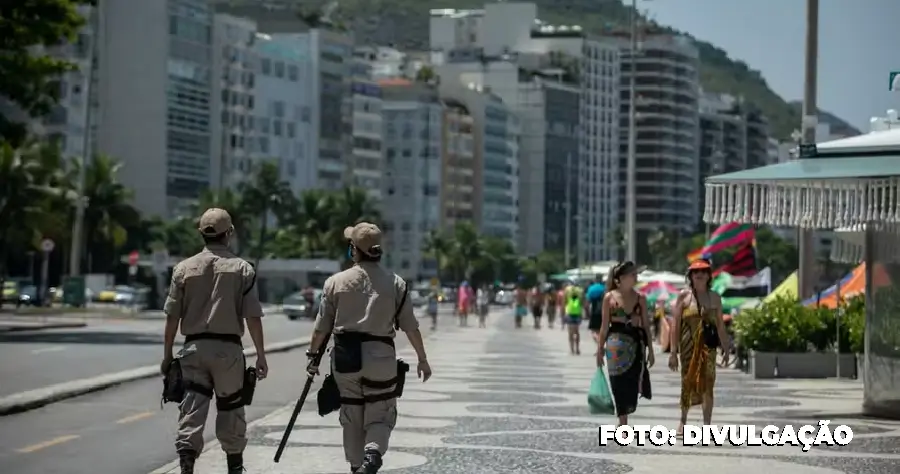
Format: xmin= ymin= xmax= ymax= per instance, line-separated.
xmin=332 ymin=0 xmax=848 ymax=141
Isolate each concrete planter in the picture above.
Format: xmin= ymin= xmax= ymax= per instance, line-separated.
xmin=750 ymin=351 xmax=857 ymax=379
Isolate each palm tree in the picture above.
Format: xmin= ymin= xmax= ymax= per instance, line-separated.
xmin=277 ymin=188 xmax=333 ymax=258
xmin=423 ymin=229 xmax=452 ymax=281
xmin=446 ymin=222 xmax=482 ymax=281
xmin=238 ymin=160 xmax=295 ymax=266
xmin=74 ymin=154 xmax=140 ymax=273
xmin=0 ymin=141 xmax=69 ymax=304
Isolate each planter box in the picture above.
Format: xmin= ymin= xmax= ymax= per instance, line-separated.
xmin=750 ymin=351 xmax=857 ymax=379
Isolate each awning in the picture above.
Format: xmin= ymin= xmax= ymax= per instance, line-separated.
xmin=703 ymin=129 xmax=900 ymax=229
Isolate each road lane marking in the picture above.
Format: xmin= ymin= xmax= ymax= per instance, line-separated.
xmin=16 ymin=434 xmax=80 ymax=453
xmin=116 ymin=411 xmax=154 ymax=424
xmin=31 ymin=346 xmax=66 ymax=354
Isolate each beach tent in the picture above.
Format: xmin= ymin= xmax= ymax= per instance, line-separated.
xmin=763 ymin=271 xmax=798 ymax=303
xmin=804 ymin=262 xmax=891 ymax=309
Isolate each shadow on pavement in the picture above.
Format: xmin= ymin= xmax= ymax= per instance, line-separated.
xmin=0 ymin=330 xmax=163 ymax=345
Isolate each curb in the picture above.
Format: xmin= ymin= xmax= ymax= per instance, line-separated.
xmin=0 ymin=337 xmax=310 ymax=417
xmin=0 ymin=322 xmax=88 ymax=333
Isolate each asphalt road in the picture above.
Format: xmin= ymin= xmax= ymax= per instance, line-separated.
xmin=0 ymin=314 xmax=439 ymax=474
xmin=0 ymin=313 xmax=315 ymax=397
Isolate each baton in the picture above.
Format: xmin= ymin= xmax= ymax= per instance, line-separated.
xmin=273 ymin=332 xmax=331 ymax=462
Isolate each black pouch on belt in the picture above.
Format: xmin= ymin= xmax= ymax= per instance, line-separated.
xmin=242 ymin=367 xmax=258 ymax=406
xmin=332 ymin=333 xmax=363 ymax=373
xmin=162 ymin=358 xmax=185 ymax=405
xmin=394 ymin=359 xmax=410 ymax=398
xmin=317 ymin=373 xmax=341 ymax=416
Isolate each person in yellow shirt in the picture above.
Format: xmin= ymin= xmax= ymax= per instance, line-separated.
xmin=563 ymin=283 xmax=585 ymax=354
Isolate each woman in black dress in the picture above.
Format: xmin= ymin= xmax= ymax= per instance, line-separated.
xmin=596 ymin=261 xmax=655 ymax=426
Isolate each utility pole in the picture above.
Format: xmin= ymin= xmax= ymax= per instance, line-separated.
xmin=797 ymin=0 xmax=819 ymax=300
xmin=624 ymin=0 xmax=638 ymax=263
xmin=69 ymin=5 xmax=98 ymax=276
xmin=564 ymin=153 xmax=572 ymax=268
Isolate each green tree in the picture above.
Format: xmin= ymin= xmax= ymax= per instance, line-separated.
xmin=75 ymin=154 xmax=140 ymax=273
xmin=754 ymin=227 xmax=798 ymax=284
xmin=0 ymin=0 xmax=93 ymax=145
xmin=607 ymin=226 xmax=626 ymax=262
xmin=444 ymin=222 xmax=482 ymax=281
xmin=423 ymin=228 xmax=452 ymax=281
xmin=0 ymin=141 xmax=69 ymax=297
xmin=414 ymin=65 xmax=436 ymax=83
xmin=238 ymin=161 xmax=295 ymax=266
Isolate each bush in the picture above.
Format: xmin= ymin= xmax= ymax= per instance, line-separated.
xmin=734 ymin=295 xmax=864 ymax=353
xmin=734 ymin=296 xmax=809 ymax=353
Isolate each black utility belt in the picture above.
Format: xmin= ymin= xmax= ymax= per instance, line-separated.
xmin=184 ymin=333 xmax=242 ymax=346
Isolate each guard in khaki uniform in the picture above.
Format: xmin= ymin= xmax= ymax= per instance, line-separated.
xmin=306 ymin=223 xmax=433 ymax=474
xmin=161 ymin=208 xmax=269 ymax=474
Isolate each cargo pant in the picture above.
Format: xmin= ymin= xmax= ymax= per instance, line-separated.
xmin=333 ymin=340 xmax=399 ymax=468
xmin=175 ymin=339 xmax=247 ymax=455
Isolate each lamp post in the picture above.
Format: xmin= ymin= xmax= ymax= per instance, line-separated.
xmin=624 ymin=0 xmax=638 ymax=263
xmin=797 ymin=0 xmax=819 ymax=300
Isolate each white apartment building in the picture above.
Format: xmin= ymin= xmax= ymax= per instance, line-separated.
xmin=350 ymin=58 xmax=385 ymax=201
xmin=379 ymin=80 xmax=444 ymax=281
xmin=250 ymin=32 xmax=318 ymax=192
xmin=95 ymin=0 xmax=216 ymax=217
xmin=613 ymin=33 xmax=700 ymax=250
xmin=354 ymin=46 xmax=428 ymax=81
xmin=430 ymin=3 xmax=620 ymax=261
xmin=439 ymin=82 xmax=520 ymax=241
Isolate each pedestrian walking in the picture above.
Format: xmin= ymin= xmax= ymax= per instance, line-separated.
xmin=161 ymin=208 xmax=268 ymax=474
xmin=669 ymin=258 xmax=730 ymax=436
xmin=596 ymin=261 xmax=653 ymax=427
xmin=306 ymin=222 xmax=432 ymax=473
xmin=426 ymin=291 xmax=439 ymax=330
xmin=476 ymin=285 xmax=490 ymax=328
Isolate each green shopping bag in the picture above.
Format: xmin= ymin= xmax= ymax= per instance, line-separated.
xmin=587 ymin=366 xmax=616 ymax=415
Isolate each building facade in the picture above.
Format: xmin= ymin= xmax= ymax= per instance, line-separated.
xmin=350 ymin=58 xmax=385 ymax=201
xmin=440 ymin=100 xmax=477 ymax=228
xmin=615 ymin=33 xmax=700 ymax=259
xmin=95 ymin=0 xmax=215 ymax=217
xmin=380 ymin=80 xmax=444 ymax=280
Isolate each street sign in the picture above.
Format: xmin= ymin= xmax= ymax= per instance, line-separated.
xmin=152 ymin=250 xmax=169 ymax=274
xmin=41 ymin=238 xmax=55 ymax=253
xmin=128 ymin=250 xmax=139 ymax=267
xmin=430 ymin=277 xmax=439 ymax=288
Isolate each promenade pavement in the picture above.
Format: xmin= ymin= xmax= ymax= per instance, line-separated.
xmin=150 ymin=313 xmax=900 ymax=473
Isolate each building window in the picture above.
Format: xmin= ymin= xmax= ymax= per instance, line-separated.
xmin=287 ymin=65 xmax=298 ymax=81
xmin=273 ymin=61 xmax=284 ymax=78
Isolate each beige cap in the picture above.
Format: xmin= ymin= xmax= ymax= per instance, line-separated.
xmin=198 ymin=208 xmax=234 ymax=236
xmin=344 ymin=222 xmax=383 ymax=256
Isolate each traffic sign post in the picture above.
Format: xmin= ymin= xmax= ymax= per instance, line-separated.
xmin=40 ymin=239 xmax=54 ymax=306
xmin=152 ymin=250 xmax=170 ymax=310
xmin=128 ymin=251 xmax=139 ymax=277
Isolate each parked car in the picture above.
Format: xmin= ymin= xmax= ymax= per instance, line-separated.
xmin=493 ymin=289 xmax=514 ymax=305
xmin=283 ymin=290 xmax=322 ymax=320
xmin=17 ymin=285 xmax=38 ymax=307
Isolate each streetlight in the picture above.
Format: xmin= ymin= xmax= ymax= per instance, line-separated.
xmin=624 ymin=0 xmax=639 ymax=263
xmin=797 ymin=0 xmax=819 ymax=300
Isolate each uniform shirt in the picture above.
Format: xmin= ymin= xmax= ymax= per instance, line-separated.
xmin=476 ymin=289 xmax=489 ymax=306
xmin=315 ymin=262 xmax=418 ymax=338
xmin=164 ymin=244 xmax=263 ymax=336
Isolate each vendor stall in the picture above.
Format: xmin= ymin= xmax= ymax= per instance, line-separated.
xmin=703 ymin=126 xmax=900 ymax=418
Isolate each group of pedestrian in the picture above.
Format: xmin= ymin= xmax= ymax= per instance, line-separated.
xmin=593 ymin=258 xmax=732 ymax=434
xmin=454 ymin=281 xmax=490 ymax=328
xmin=161 ymin=210 xmax=430 ymax=474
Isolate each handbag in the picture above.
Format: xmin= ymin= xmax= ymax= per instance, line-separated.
xmin=693 ymin=290 xmax=720 ymax=349
xmin=587 ymin=366 xmax=617 ymax=415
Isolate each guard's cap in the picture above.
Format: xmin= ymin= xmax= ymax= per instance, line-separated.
xmin=198 ymin=208 xmax=234 ymax=236
xmin=344 ymin=222 xmax=383 ymax=256
xmin=688 ymin=258 xmax=712 ymax=272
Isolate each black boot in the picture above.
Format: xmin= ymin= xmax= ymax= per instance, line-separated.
xmin=178 ymin=450 xmax=196 ymax=474
xmin=355 ymin=449 xmax=382 ymax=473
xmin=226 ymin=452 xmax=244 ymax=473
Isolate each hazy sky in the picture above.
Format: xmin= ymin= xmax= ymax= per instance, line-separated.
xmin=641 ymin=0 xmax=898 ymax=132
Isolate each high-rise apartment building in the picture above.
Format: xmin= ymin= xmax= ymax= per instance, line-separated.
xmin=439 ymin=82 xmax=520 ymax=241
xmin=429 ymin=3 xmax=620 ymax=262
xmin=211 ymin=16 xmax=317 ymax=193
xmin=379 ymin=79 xmax=444 ymax=280
xmin=96 ymin=0 xmax=215 ymax=217
xmin=440 ymin=99 xmax=477 ymax=228
xmin=349 ymin=59 xmax=385 ymax=201
xmin=614 ymin=33 xmax=700 ymax=258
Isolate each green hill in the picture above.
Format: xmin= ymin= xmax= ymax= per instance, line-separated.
xmin=332 ymin=0 xmax=852 ymax=141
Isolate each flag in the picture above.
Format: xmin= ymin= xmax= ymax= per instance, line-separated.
xmin=687 ymin=223 xmax=754 ymax=262
xmin=722 ymin=267 xmax=771 ymax=298
xmin=714 ymin=239 xmax=757 ymax=277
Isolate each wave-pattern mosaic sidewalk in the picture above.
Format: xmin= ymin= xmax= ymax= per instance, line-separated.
xmin=155 ymin=312 xmax=900 ymax=473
